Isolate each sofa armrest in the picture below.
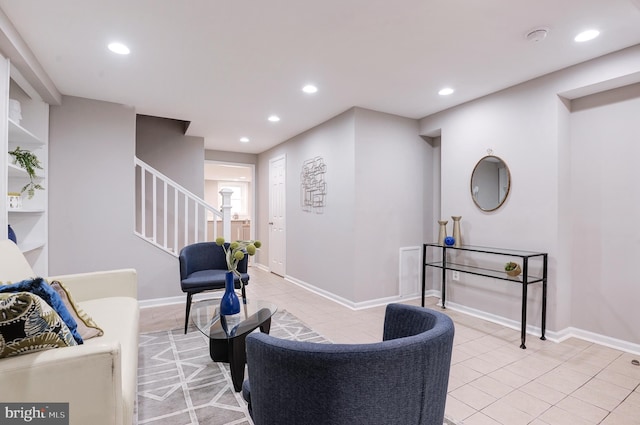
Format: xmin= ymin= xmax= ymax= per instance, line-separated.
xmin=48 ymin=269 xmax=137 ymax=302
xmin=0 ymin=341 xmax=124 ymax=425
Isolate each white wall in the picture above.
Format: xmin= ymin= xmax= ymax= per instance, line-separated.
xmin=569 ymin=83 xmax=640 ymax=344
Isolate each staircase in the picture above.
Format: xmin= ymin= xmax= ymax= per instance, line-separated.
xmin=134 ymin=157 xmax=231 ymax=256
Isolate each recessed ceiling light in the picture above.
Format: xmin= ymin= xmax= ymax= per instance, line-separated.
xmin=268 ymin=115 xmax=280 ymax=122
xmin=574 ymin=30 xmax=600 ymax=42
xmin=302 ymin=84 xmax=318 ymax=94
xmin=108 ymin=42 xmax=130 ymax=55
xmin=438 ymin=87 xmax=454 ymax=96
xmin=240 ymin=137 xmax=250 ymax=143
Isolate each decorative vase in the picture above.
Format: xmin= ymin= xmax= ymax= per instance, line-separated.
xmin=7 ymin=225 xmax=17 ymax=244
xmin=437 ymin=220 xmax=448 ymax=245
xmin=451 ymin=216 xmax=462 ymax=248
xmin=220 ymin=271 xmax=240 ymax=315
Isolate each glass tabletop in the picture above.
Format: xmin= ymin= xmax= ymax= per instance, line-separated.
xmin=191 ymin=298 xmax=277 ymax=339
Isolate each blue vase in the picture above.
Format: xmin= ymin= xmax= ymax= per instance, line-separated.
xmin=7 ymin=225 xmax=17 ymax=244
xmin=219 ymin=271 xmax=240 ymax=315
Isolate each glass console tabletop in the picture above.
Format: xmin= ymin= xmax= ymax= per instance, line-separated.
xmin=191 ymin=299 xmax=277 ymax=392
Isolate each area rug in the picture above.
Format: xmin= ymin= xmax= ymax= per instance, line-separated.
xmin=137 ymin=310 xmax=459 ymax=425
xmin=137 ymin=310 xmax=329 ymax=424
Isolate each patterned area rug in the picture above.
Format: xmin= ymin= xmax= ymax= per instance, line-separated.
xmin=137 ymin=310 xmax=459 ymax=425
xmin=137 ymin=310 xmax=329 ymax=424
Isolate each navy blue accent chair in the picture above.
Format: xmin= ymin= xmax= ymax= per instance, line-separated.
xmin=179 ymin=242 xmax=249 ymax=333
xmin=242 ymin=303 xmax=455 ymax=425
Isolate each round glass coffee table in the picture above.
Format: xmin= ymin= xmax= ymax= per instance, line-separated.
xmin=191 ymin=299 xmax=277 ymax=392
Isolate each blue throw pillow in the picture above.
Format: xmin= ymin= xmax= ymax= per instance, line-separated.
xmin=0 ymin=277 xmax=83 ymax=344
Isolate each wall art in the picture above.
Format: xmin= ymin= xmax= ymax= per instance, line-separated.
xmin=300 ymin=157 xmax=327 ymax=213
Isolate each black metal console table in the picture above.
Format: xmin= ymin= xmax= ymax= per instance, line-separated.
xmin=422 ymin=243 xmax=548 ymax=349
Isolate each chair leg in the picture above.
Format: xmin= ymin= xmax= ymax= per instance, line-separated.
xmin=185 ymin=293 xmax=193 ymax=334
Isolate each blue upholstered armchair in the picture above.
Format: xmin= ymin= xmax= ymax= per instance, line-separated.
xmin=179 ymin=242 xmax=249 ymax=333
xmin=242 ymin=303 xmax=455 ymax=425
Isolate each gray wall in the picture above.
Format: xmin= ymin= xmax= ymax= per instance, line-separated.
xmin=569 ymin=83 xmax=640 ymax=344
xmin=257 ymin=107 xmax=434 ymax=304
xmin=49 ymin=96 xmax=181 ymax=301
xmin=419 ymin=44 xmax=640 ymax=343
xmin=136 ymin=115 xmax=204 ymax=196
xmin=353 ymin=108 xmax=432 ymax=302
xmin=258 ymin=109 xmax=357 ymax=301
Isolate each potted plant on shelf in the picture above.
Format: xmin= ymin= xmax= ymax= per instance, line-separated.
xmin=504 ymin=261 xmax=522 ymax=277
xmin=8 ymin=146 xmax=44 ymax=199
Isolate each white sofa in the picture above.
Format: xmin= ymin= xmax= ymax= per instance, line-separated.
xmin=0 ymin=240 xmax=139 ymax=425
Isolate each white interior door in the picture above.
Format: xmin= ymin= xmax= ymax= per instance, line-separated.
xmin=269 ymin=155 xmax=286 ymax=276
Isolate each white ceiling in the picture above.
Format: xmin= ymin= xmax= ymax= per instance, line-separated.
xmin=1 ymin=0 xmax=639 ymax=154
xmin=204 ymin=162 xmax=252 ymax=182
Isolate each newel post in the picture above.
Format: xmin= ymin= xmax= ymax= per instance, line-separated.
xmin=219 ymin=188 xmax=233 ymax=241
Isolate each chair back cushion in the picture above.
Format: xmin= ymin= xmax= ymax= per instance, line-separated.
xmin=178 ymin=242 xmax=248 ymax=279
xmin=245 ymin=304 xmax=454 ymax=425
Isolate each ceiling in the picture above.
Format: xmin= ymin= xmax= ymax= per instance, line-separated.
xmin=1 ymin=0 xmax=639 ymax=154
xmin=204 ymin=162 xmax=252 ymax=182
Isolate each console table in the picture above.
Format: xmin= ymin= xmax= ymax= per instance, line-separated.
xmin=422 ymin=243 xmax=547 ymax=349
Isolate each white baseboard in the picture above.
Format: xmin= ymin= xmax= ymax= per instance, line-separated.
xmin=138 ymin=292 xmax=223 ymax=309
xmin=441 ymin=299 xmax=640 ymax=355
xmin=139 ymin=296 xmax=183 ymax=308
xmin=284 ymin=274 xmax=423 ymax=310
xmin=554 ymin=326 xmax=640 ymax=356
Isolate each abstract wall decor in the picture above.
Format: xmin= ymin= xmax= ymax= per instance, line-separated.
xmin=300 ymin=157 xmax=327 ymax=213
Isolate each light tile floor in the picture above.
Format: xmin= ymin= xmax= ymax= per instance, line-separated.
xmin=140 ymin=267 xmax=640 ymax=425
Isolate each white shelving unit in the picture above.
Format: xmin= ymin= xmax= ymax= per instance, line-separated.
xmin=1 ymin=53 xmax=50 ymax=276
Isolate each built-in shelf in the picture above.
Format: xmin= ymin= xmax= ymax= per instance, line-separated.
xmin=8 ymin=118 xmax=44 ymax=146
xmin=18 ymin=240 xmax=46 ymax=254
xmin=2 ymin=63 xmax=50 ymax=276
xmin=7 ymin=163 xmax=43 ymax=179
xmin=8 ymin=208 xmax=45 ymax=214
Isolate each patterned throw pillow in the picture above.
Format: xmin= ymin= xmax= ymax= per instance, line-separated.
xmin=0 ymin=292 xmax=78 ymax=359
xmin=49 ymin=280 xmax=103 ymax=340
xmin=0 ymin=278 xmax=83 ymax=344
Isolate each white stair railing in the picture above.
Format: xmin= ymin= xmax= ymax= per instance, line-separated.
xmin=134 ymin=157 xmax=231 ymax=256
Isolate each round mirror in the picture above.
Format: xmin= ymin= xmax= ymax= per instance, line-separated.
xmin=470 ymin=155 xmax=511 ymax=211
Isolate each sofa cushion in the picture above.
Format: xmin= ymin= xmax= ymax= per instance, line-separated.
xmin=0 ymin=292 xmax=78 ymax=358
xmin=50 ymin=280 xmax=103 ymax=340
xmin=0 ymin=278 xmax=83 ymax=344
